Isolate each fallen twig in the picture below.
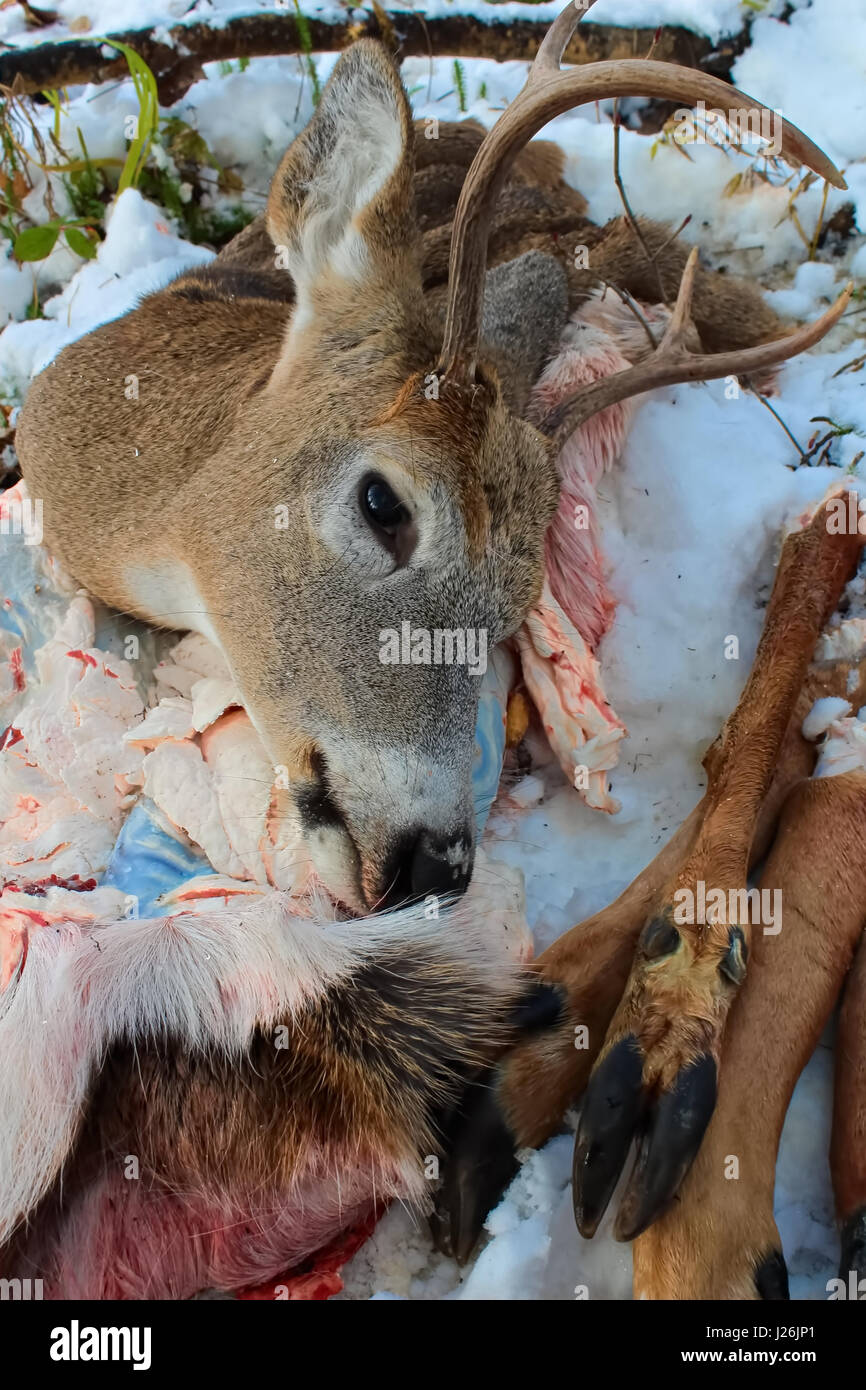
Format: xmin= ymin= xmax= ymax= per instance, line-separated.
xmin=0 ymin=10 xmax=721 ymax=106
xmin=612 ymin=99 xmax=668 ymax=306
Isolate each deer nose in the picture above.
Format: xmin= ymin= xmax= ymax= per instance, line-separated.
xmin=410 ymin=835 xmax=473 ymax=902
xmin=377 ymin=832 xmax=473 ymax=911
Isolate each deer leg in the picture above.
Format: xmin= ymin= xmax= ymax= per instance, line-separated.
xmin=632 ymin=767 xmax=866 ymax=1298
xmin=432 ymin=803 xmax=703 ymax=1260
xmin=432 ymin=642 xmax=862 ymax=1262
xmin=573 ymin=496 xmax=864 ymax=1243
xmin=500 ymin=676 xmax=831 ymax=1150
xmin=432 ymin=734 xmax=804 ymax=1264
xmin=832 ymin=920 xmax=866 ymax=1286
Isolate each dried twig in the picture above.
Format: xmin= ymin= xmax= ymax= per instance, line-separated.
xmin=808 ymin=177 xmax=832 ymax=261
xmin=612 ymin=99 xmax=668 ymax=306
xmin=653 ymin=212 xmax=692 ymax=260
xmin=832 ymin=351 xmax=866 ymax=379
xmin=597 ymin=276 xmax=659 ymax=350
xmin=742 ymin=380 xmax=808 ymax=465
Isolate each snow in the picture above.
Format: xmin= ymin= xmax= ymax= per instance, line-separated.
xmin=732 ymin=0 xmax=866 ymax=173
xmin=1 ymin=191 xmax=212 ymax=400
xmin=508 ymin=773 xmax=545 ymax=809
xmin=802 ymin=696 xmax=852 ymax=742
xmin=1 ymin=0 xmax=866 ymax=1302
xmin=766 ymin=261 xmax=845 ymax=322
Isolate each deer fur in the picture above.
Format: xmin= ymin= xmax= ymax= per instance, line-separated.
xmin=7 ymin=6 xmax=855 ymax=1298
xmin=16 ymin=44 xmax=794 ymax=915
xmin=633 ymin=765 xmax=866 ymax=1299
xmin=0 ymin=891 xmax=522 ymax=1297
xmin=832 ymin=887 xmax=866 ymax=1282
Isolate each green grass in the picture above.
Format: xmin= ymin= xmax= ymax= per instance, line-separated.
xmin=453 ymin=59 xmax=468 ymax=114
xmin=294 ymin=2 xmax=321 ymax=106
xmin=2 ymin=39 xmax=257 ymax=287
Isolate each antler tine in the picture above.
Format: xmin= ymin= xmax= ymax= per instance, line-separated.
xmin=659 ymin=244 xmax=700 ymax=351
xmin=540 ymin=261 xmax=853 ymax=449
xmin=438 ymin=1 xmax=846 ymax=388
xmin=534 ymin=0 xmax=599 ymax=74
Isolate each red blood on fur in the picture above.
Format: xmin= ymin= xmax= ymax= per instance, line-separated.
xmin=238 ymin=1207 xmax=385 ymax=1302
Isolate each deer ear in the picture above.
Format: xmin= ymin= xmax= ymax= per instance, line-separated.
xmin=480 ymin=252 xmax=570 ymax=412
xmin=267 ymin=41 xmax=414 ymax=315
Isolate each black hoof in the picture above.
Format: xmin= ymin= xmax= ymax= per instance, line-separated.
xmin=431 ymin=1068 xmax=519 ymax=1264
xmin=573 ymin=1035 xmax=645 ymax=1238
xmin=614 ymin=1053 xmax=717 ymax=1242
xmin=754 ymin=1248 xmax=790 ymax=1300
xmin=432 ymin=979 xmax=570 ymax=1263
xmin=840 ymin=1206 xmax=866 ymax=1284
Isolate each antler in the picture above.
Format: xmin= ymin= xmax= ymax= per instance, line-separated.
xmin=439 ymin=0 xmax=847 ymax=389
xmin=538 ymin=249 xmax=853 ymax=446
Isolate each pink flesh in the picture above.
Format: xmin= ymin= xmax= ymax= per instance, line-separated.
xmin=9 ymin=1154 xmax=399 ymax=1300
xmin=517 ymin=580 xmax=626 ymax=813
xmin=529 ymin=327 xmax=635 ymax=651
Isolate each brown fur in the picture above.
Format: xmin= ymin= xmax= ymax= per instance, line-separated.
xmin=16 ymin=41 xmax=789 ymax=909
xmin=494 ymin=505 xmax=866 ymax=1145
xmin=832 ymin=923 xmax=866 ymax=1230
xmin=633 ymin=772 xmax=866 ymax=1299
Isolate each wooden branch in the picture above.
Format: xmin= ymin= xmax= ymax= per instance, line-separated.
xmin=0 ymin=9 xmax=722 ymax=107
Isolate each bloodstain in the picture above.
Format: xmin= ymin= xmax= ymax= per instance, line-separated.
xmin=0 ymin=905 xmax=48 ymax=928
xmin=174 ymin=886 xmax=253 ymax=903
xmin=238 ymin=1205 xmax=385 ymax=1302
xmin=2 ymin=873 xmax=98 ymax=897
xmin=9 ymin=646 xmax=24 ymax=692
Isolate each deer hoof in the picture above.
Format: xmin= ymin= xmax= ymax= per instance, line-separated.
xmin=572 ymin=911 xmax=742 ymax=1240
xmin=430 ymin=1066 xmax=520 ymax=1264
xmin=754 ymin=1249 xmax=790 ymax=1300
xmin=431 ymin=979 xmax=565 ymax=1263
xmin=840 ymin=1207 xmax=866 ymax=1285
xmin=613 ymin=1053 xmax=717 ymax=1241
xmin=572 ymin=1034 xmax=645 ymax=1238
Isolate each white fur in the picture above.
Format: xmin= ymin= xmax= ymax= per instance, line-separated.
xmin=287 ymin=69 xmax=402 ymax=333
xmin=123 ymin=561 xmax=220 ymax=647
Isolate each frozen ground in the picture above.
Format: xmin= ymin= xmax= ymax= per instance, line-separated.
xmin=1 ymin=0 xmax=865 ymax=1300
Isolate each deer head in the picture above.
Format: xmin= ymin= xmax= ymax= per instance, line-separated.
xmin=16 ymin=2 xmax=849 ymax=915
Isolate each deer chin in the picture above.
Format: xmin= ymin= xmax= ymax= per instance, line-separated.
xmin=290 ymin=777 xmax=416 ymax=916
xmin=303 ymin=818 xmax=367 ymax=915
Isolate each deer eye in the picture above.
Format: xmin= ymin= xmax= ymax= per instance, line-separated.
xmin=360 ymin=475 xmax=409 ymax=538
